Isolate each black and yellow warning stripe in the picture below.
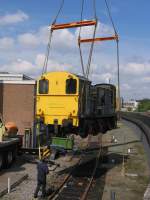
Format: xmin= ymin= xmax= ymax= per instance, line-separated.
xmin=41 ymin=147 xmax=51 ymax=158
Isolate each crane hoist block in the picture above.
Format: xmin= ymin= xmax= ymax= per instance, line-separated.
xmin=51 ymin=20 xmax=97 ymax=30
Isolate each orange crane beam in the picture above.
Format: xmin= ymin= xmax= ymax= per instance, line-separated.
xmin=79 ymin=35 xmax=118 ymax=43
xmin=51 ymin=20 xmax=97 ymax=30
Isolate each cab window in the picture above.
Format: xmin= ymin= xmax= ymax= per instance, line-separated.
xmin=39 ymin=79 xmax=49 ymax=94
xmin=66 ymin=78 xmax=77 ymax=94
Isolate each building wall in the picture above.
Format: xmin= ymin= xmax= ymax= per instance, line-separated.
xmin=0 ymin=84 xmax=3 ymax=116
xmin=123 ymin=100 xmax=139 ymax=112
xmin=1 ymin=83 xmax=35 ymax=134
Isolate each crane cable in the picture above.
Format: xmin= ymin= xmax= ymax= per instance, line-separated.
xmin=78 ymin=0 xmax=97 ymax=79
xmin=78 ymin=0 xmax=97 ymax=120
xmin=104 ymin=0 xmax=120 ymax=108
xmin=40 ymin=0 xmax=65 ymax=157
xmin=42 ymin=0 xmax=65 ymax=74
xmin=78 ymin=0 xmax=85 ymax=77
xmin=86 ymin=0 xmax=97 ymax=78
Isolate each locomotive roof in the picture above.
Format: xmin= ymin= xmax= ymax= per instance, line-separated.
xmin=42 ymin=71 xmax=90 ymax=82
xmin=76 ymin=74 xmax=91 ymax=82
xmin=94 ymin=83 xmax=116 ymax=88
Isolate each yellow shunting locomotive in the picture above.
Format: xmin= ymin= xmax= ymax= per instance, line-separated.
xmin=36 ymin=71 xmax=117 ymax=138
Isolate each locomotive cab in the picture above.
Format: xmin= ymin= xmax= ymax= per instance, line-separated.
xmin=36 ymin=71 xmax=90 ymax=137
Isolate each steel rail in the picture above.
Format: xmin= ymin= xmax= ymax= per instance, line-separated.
xmin=48 ymin=152 xmax=86 ymax=200
xmin=81 ymin=137 xmax=102 ymax=200
xmin=49 ymin=135 xmax=102 ymax=200
xmin=121 ymin=113 xmax=150 ymax=146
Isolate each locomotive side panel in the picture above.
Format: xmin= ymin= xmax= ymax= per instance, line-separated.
xmin=78 ymin=79 xmax=91 ymax=117
xmin=90 ymin=83 xmax=117 ymax=134
xmin=93 ymin=84 xmax=116 ymax=117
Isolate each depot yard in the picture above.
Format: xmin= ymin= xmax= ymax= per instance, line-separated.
xmin=0 ymin=120 xmax=149 ymax=200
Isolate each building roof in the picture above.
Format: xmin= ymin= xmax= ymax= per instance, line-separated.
xmin=0 ymin=72 xmax=35 ymax=84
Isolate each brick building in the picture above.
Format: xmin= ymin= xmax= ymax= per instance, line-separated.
xmin=0 ymin=72 xmax=36 ymax=146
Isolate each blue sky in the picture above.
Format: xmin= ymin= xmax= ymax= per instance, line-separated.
xmin=0 ymin=0 xmax=150 ymax=100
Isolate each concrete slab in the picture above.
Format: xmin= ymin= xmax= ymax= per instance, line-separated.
xmin=0 ymin=173 xmax=28 ymax=197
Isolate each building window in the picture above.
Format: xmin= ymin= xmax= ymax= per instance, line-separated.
xmin=66 ymin=78 xmax=77 ymax=94
xmin=39 ymin=79 xmax=49 ymax=94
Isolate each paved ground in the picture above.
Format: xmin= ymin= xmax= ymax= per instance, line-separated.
xmin=0 ymin=135 xmax=100 ymax=200
xmin=0 ymin=158 xmax=37 ymax=200
xmin=102 ymin=120 xmax=150 ymax=200
xmin=0 ymin=121 xmax=149 ymax=200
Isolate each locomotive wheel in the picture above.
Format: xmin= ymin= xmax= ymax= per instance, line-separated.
xmin=79 ymin=120 xmax=89 ymax=138
xmin=84 ymin=121 xmax=91 ymax=137
xmin=111 ymin=117 xmax=117 ymax=129
xmin=101 ymin=121 xmax=107 ymax=134
xmin=107 ymin=119 xmax=112 ymax=130
xmin=6 ymin=151 xmax=13 ymax=167
xmin=93 ymin=120 xmax=99 ymax=135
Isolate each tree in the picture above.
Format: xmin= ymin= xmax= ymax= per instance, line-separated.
xmin=137 ymin=99 xmax=150 ymax=112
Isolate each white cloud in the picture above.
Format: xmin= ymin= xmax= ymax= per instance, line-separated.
xmin=1 ymin=59 xmax=34 ymax=74
xmin=142 ymin=77 xmax=150 ymax=83
xmin=37 ymin=26 xmax=49 ymax=45
xmin=18 ymin=25 xmax=75 ymax=49
xmin=92 ymin=72 xmax=113 ymax=83
xmin=35 ymin=54 xmax=45 ymax=66
xmin=75 ymin=21 xmax=114 ymax=39
xmin=0 ymin=37 xmax=14 ymax=49
xmin=35 ymin=53 xmax=73 ymax=72
xmin=17 ymin=26 xmax=49 ymax=47
xmin=121 ymin=83 xmax=131 ymax=91
xmin=17 ymin=20 xmax=113 ymax=49
xmin=52 ymin=29 xmax=75 ymax=49
xmin=121 ymin=61 xmax=150 ymax=75
xmin=18 ymin=33 xmax=39 ymax=47
xmin=0 ymin=54 xmax=73 ymax=77
xmin=0 ymin=10 xmax=29 ymax=26
xmin=1 ymin=18 xmax=149 ymax=99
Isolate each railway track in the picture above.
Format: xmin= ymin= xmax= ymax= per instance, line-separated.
xmin=48 ymin=135 xmax=104 ymax=200
xmin=121 ymin=112 xmax=150 ymax=200
xmin=121 ymin=112 xmax=150 ymax=145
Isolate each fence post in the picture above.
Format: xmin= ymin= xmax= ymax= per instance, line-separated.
xmin=111 ymin=191 xmax=116 ymax=200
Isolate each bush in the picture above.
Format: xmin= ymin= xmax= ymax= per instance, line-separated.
xmin=137 ymin=99 xmax=150 ymax=112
